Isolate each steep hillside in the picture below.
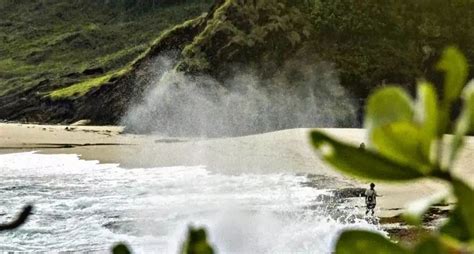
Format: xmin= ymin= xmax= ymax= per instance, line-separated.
xmin=0 ymin=0 xmax=212 ymax=122
xmin=1 ymin=0 xmax=473 ymax=126
xmin=0 ymin=0 xmax=211 ymax=96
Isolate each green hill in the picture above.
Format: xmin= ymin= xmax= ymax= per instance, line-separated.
xmin=0 ymin=0 xmax=473 ymax=125
xmin=0 ymin=0 xmax=212 ymax=97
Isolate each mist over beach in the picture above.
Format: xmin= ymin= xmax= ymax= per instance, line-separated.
xmin=122 ymin=56 xmax=356 ymax=137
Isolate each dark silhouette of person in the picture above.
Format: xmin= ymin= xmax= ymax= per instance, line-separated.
xmin=365 ymin=183 xmax=378 ymax=216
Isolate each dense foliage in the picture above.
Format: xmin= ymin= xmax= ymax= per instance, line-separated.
xmin=170 ymin=0 xmax=474 ymax=97
xmin=177 ymin=0 xmax=312 ymax=78
xmin=309 ymin=0 xmax=474 ymax=97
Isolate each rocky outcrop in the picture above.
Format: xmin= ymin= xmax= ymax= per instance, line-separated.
xmin=176 ymin=0 xmax=311 ymax=77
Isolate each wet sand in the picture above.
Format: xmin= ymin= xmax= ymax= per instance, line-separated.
xmin=1 ymin=123 xmax=473 ymax=218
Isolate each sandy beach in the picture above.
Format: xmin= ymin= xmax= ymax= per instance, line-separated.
xmin=1 ymin=122 xmax=473 ymax=219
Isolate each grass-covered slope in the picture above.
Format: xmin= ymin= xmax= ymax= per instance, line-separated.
xmin=1 ymin=0 xmax=473 ymax=125
xmin=0 ymin=0 xmax=212 ymax=97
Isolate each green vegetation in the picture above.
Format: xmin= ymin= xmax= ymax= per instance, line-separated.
xmin=2 ymin=0 xmax=473 ymax=122
xmin=177 ymin=0 xmax=311 ymax=75
xmin=179 ymin=227 xmax=215 ymax=254
xmin=112 ymin=226 xmax=215 ymax=254
xmin=48 ymin=13 xmax=207 ymax=100
xmin=311 ymin=47 xmax=474 ymax=253
xmin=176 ymin=0 xmax=474 ymax=96
xmin=0 ymin=0 xmax=212 ymax=97
xmin=48 ymin=69 xmax=123 ymax=99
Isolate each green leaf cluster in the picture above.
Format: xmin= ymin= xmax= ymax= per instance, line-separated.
xmin=311 ymin=46 xmax=474 ymax=253
xmin=111 ymin=227 xmax=215 ymax=254
xmin=180 ymin=227 xmax=215 ymax=254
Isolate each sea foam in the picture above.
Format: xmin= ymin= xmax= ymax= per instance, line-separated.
xmin=0 ymin=152 xmax=384 ymax=253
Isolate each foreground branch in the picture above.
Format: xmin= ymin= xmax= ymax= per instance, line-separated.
xmin=0 ymin=205 xmax=33 ymax=231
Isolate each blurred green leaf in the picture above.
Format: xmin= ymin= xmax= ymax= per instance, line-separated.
xmin=440 ymin=179 xmax=474 ymax=243
xmin=112 ymin=243 xmax=131 ymax=254
xmin=403 ymin=190 xmax=448 ymax=225
xmin=370 ymin=122 xmax=431 ymax=173
xmin=335 ymin=230 xmax=409 ymax=254
xmin=436 ymin=46 xmax=468 ymax=103
xmin=464 ymin=81 xmax=474 ymax=133
xmin=364 ymin=86 xmax=430 ymax=171
xmin=415 ymin=82 xmax=439 ymax=161
xmin=181 ymin=227 xmax=214 ymax=254
xmin=414 ymin=236 xmax=446 ymax=254
xmin=311 ymin=131 xmax=424 ymax=181
xmin=441 ymin=207 xmax=471 ymax=242
xmin=365 ymin=86 xmax=414 ymax=130
xmin=452 ymin=179 xmax=474 ymax=238
xmin=450 ymin=81 xmax=474 ymax=165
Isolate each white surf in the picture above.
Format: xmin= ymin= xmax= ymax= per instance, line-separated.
xmin=0 ymin=152 xmax=384 ymax=253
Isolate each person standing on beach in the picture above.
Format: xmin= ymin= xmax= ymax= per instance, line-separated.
xmin=365 ymin=183 xmax=377 ymax=216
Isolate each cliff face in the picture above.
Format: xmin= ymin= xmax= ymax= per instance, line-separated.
xmin=1 ymin=0 xmax=473 ymax=125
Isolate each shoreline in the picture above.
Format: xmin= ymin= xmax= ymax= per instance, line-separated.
xmin=1 ymin=122 xmax=473 ymax=230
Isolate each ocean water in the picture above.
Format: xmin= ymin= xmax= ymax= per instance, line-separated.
xmin=0 ymin=152 xmax=384 ymax=253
